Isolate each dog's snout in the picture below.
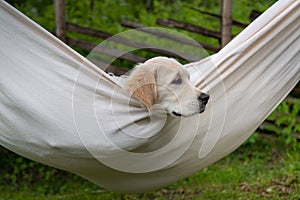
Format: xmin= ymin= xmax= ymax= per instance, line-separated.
xmin=198 ymin=93 xmax=209 ymax=104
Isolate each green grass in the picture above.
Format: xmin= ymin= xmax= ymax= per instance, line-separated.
xmin=1 ymin=132 xmax=299 ymax=200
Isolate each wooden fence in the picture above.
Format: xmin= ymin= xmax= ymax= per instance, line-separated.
xmin=54 ymin=0 xmax=299 ymax=96
xmin=54 ymin=0 xmax=250 ymax=74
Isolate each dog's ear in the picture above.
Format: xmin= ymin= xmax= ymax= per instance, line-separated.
xmin=125 ymin=65 xmax=157 ymax=109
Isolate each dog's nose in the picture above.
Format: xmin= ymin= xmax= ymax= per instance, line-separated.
xmin=198 ymin=93 xmax=209 ymax=104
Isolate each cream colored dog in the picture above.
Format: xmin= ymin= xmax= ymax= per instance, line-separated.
xmin=125 ymin=57 xmax=209 ymax=117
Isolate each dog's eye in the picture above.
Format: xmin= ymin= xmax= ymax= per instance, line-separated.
xmin=171 ymin=76 xmax=182 ymax=85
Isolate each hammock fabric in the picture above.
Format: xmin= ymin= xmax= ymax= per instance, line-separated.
xmin=0 ymin=0 xmax=299 ymax=193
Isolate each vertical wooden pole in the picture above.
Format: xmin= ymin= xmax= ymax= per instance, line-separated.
xmin=221 ymin=0 xmax=232 ymax=47
xmin=54 ymin=0 xmax=66 ymax=42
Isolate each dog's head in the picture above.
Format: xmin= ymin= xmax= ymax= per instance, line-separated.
xmin=125 ymin=57 xmax=209 ymax=117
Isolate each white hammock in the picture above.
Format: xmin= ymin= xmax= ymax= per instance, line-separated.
xmin=0 ymin=0 xmax=299 ymax=193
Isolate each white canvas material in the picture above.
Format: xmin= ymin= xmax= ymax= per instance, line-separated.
xmin=0 ymin=0 xmax=299 ymax=192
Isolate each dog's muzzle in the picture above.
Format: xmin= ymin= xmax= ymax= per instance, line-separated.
xmin=198 ymin=93 xmax=209 ymax=113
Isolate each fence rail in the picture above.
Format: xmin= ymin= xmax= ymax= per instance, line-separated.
xmin=121 ymin=20 xmax=220 ymax=52
xmin=156 ymin=18 xmax=221 ymax=39
xmin=183 ymin=5 xmax=248 ymax=28
xmin=67 ymin=22 xmax=201 ymax=62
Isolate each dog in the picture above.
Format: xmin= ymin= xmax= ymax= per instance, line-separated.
xmin=125 ymin=57 xmax=209 ymax=117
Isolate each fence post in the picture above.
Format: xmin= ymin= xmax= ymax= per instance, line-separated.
xmin=54 ymin=0 xmax=66 ymax=42
xmin=221 ymin=0 xmax=232 ymax=47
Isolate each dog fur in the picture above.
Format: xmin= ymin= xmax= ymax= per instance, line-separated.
xmin=125 ymin=57 xmax=209 ymax=117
